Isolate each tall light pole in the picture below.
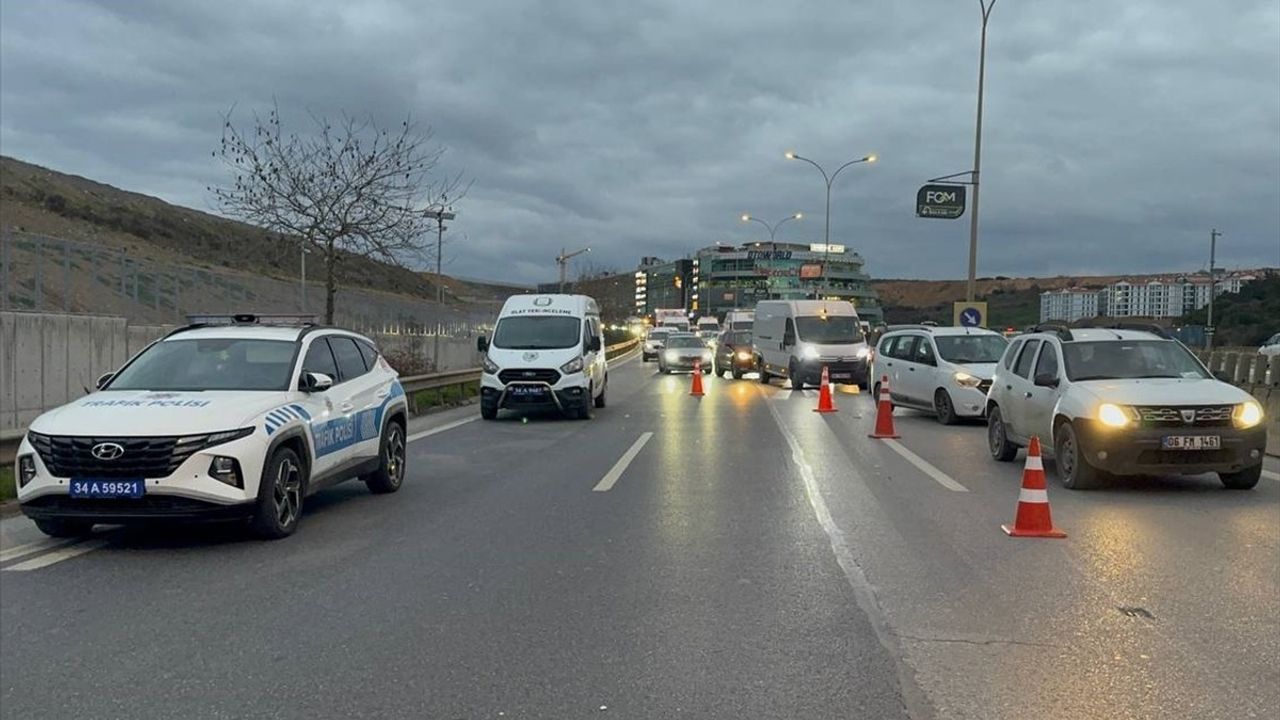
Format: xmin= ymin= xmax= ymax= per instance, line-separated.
xmin=739 ymin=213 xmax=803 ymax=308
xmin=298 ymin=241 xmax=310 ymax=312
xmin=423 ymin=205 xmax=456 ymax=372
xmin=966 ymin=0 xmax=996 ymax=303
xmin=1206 ymin=228 xmax=1221 ymax=350
xmin=785 ymin=151 xmax=876 ymax=298
xmin=556 ymin=247 xmax=591 ymax=293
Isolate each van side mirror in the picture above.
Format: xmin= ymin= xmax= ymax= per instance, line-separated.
xmin=300 ymin=372 xmax=334 ymax=393
xmin=588 ymin=336 xmax=602 ymax=352
xmin=477 ymin=336 xmax=489 ymax=352
xmin=783 ymin=331 xmax=796 ymax=347
xmin=1034 ymin=372 xmax=1059 ymax=388
xmin=95 ymin=372 xmax=115 ymax=390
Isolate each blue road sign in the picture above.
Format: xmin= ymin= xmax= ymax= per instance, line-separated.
xmin=953 ymin=301 xmax=988 ymax=328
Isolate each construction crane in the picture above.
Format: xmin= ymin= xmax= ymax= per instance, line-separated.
xmin=556 ymin=246 xmax=591 ymax=293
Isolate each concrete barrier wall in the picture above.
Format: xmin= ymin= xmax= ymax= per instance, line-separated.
xmin=1 ymin=311 xmax=479 ymax=437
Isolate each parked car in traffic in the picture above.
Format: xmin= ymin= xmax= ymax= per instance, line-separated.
xmin=15 ymin=313 xmax=409 ymax=539
xmin=659 ymin=333 xmax=713 ymax=374
xmin=642 ymin=327 xmax=674 ymax=362
xmin=872 ymin=325 xmax=1009 ymax=424
xmin=713 ymin=330 xmax=756 ymax=379
xmin=754 ymin=300 xmax=870 ymax=389
xmin=1260 ymin=332 xmax=1280 ymax=358
xmin=985 ymin=324 xmax=1267 ymax=490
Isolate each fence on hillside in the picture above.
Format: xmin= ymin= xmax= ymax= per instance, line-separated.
xmin=0 ymin=229 xmax=494 ymax=340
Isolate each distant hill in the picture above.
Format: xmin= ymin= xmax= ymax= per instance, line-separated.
xmin=1180 ymin=275 xmax=1280 ymax=347
xmin=0 ymin=155 xmax=520 ymax=307
xmin=869 ymin=276 xmax=1120 ymax=328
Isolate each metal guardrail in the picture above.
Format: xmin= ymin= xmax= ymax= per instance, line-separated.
xmin=398 ymin=337 xmax=642 ymax=412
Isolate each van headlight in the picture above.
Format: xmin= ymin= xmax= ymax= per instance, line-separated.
xmin=560 ymin=356 xmax=585 ymax=374
xmin=952 ymin=372 xmax=982 ymax=388
xmin=855 ymin=346 xmax=870 ymax=359
xmin=1233 ymin=401 xmax=1264 ymax=429
xmin=1097 ymin=403 xmax=1138 ymax=428
xmin=482 ymin=355 xmax=500 ymax=374
xmin=799 ymin=343 xmax=820 ymax=360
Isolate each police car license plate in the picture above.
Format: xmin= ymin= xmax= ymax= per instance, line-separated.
xmin=70 ymin=478 xmax=145 ymax=498
xmin=1160 ymin=435 xmax=1220 ymax=451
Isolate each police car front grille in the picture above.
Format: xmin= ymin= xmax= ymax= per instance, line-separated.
xmin=1135 ymin=406 xmax=1233 ymax=428
xmin=498 ymin=368 xmax=560 ymax=385
xmin=28 ymin=433 xmax=197 ymax=479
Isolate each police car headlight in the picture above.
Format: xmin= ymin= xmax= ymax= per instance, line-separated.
xmin=482 ymin=355 xmax=500 ymax=374
xmin=208 ymin=456 xmax=243 ymax=488
xmin=1233 ymin=401 xmax=1264 ymax=429
xmin=799 ymin=344 xmax=820 ymax=360
xmin=17 ymin=455 xmax=37 ymax=488
xmin=205 ymin=427 xmax=255 ymax=447
xmin=1098 ymin=403 xmax=1137 ymax=428
xmin=560 ymin=356 xmax=585 ymax=374
xmin=953 ymin=372 xmax=982 ymax=389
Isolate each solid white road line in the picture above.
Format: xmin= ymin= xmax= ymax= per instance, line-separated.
xmin=1263 ymin=469 xmax=1280 ymax=482
xmin=882 ymin=439 xmax=970 ymax=492
xmin=4 ymin=539 xmax=111 ymax=572
xmin=0 ymin=535 xmax=90 ymax=564
xmin=593 ymin=432 xmax=654 ymax=492
xmin=407 ymin=416 xmax=479 ymax=443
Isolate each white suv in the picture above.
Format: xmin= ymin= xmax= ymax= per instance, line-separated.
xmin=985 ymin=325 xmax=1267 ymax=490
xmin=13 ymin=314 xmax=409 ymax=539
xmin=871 ymin=326 xmax=1009 ymax=424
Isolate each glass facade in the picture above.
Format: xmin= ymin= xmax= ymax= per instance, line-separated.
xmin=694 ymin=243 xmax=883 ymax=322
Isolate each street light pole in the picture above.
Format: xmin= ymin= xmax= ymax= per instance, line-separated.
xmin=785 ymin=151 xmax=876 ymax=299
xmin=740 ymin=213 xmax=802 ymax=308
xmin=967 ymin=0 xmax=996 ymax=302
xmin=423 ymin=205 xmax=456 ymax=372
xmin=1207 ymin=228 xmax=1221 ymax=350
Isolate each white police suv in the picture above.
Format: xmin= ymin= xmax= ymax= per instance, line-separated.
xmin=986 ymin=324 xmax=1267 ymax=490
xmin=13 ymin=314 xmax=409 ymax=539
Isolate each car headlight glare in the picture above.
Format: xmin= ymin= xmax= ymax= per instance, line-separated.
xmin=560 ymin=356 xmax=585 ymax=374
xmin=736 ymin=350 xmax=752 ymax=361
xmin=855 ymin=346 xmax=870 ymax=359
xmin=17 ymin=455 xmax=37 ymax=488
xmin=482 ymin=355 xmax=500 ymax=374
xmin=952 ymin=372 xmax=982 ymax=388
xmin=799 ymin=343 xmax=820 ymax=360
xmin=1097 ymin=403 xmax=1135 ymax=428
xmin=1233 ymin=401 xmax=1264 ymax=429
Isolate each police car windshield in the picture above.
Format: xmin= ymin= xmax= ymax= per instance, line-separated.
xmin=1063 ymin=340 xmax=1210 ymax=381
xmin=493 ymin=316 xmax=581 ymax=350
xmin=108 ymin=339 xmax=296 ymax=391
xmin=795 ymin=316 xmax=863 ymax=344
xmin=934 ymin=335 xmax=1008 ymax=363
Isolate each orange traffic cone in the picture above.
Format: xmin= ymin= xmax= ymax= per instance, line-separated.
xmin=813 ymin=365 xmax=837 ymax=413
xmin=690 ymin=360 xmax=706 ymax=397
xmin=1002 ymin=436 xmax=1067 ymax=538
xmin=868 ymin=375 xmax=899 ymax=438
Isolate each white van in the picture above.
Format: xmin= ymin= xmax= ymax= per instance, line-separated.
xmin=753 ymin=300 xmax=870 ymax=389
xmin=724 ymin=310 xmax=754 ymax=332
xmin=477 ymin=294 xmax=607 ymax=420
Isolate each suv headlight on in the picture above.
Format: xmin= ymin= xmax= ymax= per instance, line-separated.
xmin=952 ymin=372 xmax=982 ymax=389
xmin=560 ymin=356 xmax=585 ymax=374
xmin=1097 ymin=403 xmax=1139 ymax=428
xmin=1233 ymin=401 xmax=1264 ymax=429
xmin=482 ymin=355 xmax=500 ymax=374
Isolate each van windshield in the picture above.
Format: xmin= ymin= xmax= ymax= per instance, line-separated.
xmin=492 ymin=316 xmax=582 ymax=350
xmin=795 ymin=316 xmax=863 ymax=344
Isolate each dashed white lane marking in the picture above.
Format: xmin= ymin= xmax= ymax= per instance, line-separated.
xmin=407 ymin=416 xmax=479 ymax=443
xmin=0 ymin=535 xmax=90 ymax=564
xmin=1263 ymin=469 xmax=1280 ymax=482
xmin=881 ymin=439 xmax=970 ymax=492
xmin=593 ymin=432 xmax=654 ymax=492
xmin=4 ymin=539 xmax=111 ymax=572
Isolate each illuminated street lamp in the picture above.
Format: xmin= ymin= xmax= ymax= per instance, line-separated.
xmin=740 ymin=212 xmax=803 ymax=245
xmin=785 ymin=150 xmax=876 ymax=298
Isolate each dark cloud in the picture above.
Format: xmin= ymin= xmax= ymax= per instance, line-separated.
xmin=3 ymin=0 xmax=1278 ymax=284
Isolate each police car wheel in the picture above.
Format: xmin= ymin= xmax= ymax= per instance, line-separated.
xmin=33 ymin=518 xmax=94 ymax=539
xmin=364 ymin=421 xmax=406 ymax=494
xmin=251 ymin=447 xmax=305 ymax=539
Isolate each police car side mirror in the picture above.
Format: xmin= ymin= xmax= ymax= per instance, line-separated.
xmin=300 ymin=372 xmax=334 ymax=393
xmin=477 ymin=336 xmax=489 ymax=353
xmin=1034 ymin=372 xmax=1059 ymax=388
xmin=95 ymin=372 xmax=115 ymax=390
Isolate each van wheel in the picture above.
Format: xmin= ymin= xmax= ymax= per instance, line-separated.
xmin=1219 ymin=465 xmax=1261 ymax=490
xmin=33 ymin=518 xmax=94 ymax=538
xmin=363 ymin=420 xmax=406 ymax=494
xmin=987 ymin=406 xmax=1018 ymax=462
xmin=789 ymin=361 xmax=805 ymax=390
xmin=934 ymin=389 xmax=959 ymax=425
xmin=594 ymin=378 xmax=607 ymax=408
xmin=1055 ymin=421 xmax=1104 ymax=490
xmin=250 ymin=446 xmax=305 ymax=539
xmin=480 ymin=403 xmax=498 ymax=420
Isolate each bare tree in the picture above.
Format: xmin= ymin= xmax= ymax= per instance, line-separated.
xmin=210 ymin=103 xmax=465 ymax=323
xmin=576 ymin=260 xmax=621 ymax=282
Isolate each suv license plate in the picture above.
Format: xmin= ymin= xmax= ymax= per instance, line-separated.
xmin=1161 ymin=435 xmax=1221 ymax=451
xmin=70 ymin=478 xmax=145 ymax=498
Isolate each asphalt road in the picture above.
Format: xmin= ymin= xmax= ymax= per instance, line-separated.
xmin=2 ymin=351 xmax=1278 ymax=719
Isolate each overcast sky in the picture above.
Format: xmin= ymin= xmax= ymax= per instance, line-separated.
xmin=3 ymin=0 xmax=1278 ymax=284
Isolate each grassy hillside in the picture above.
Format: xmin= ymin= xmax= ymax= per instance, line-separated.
xmin=1180 ymin=275 xmax=1280 ymax=347
xmin=873 ymin=279 xmax=1071 ymax=328
xmin=0 ymin=155 xmax=472 ymax=304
